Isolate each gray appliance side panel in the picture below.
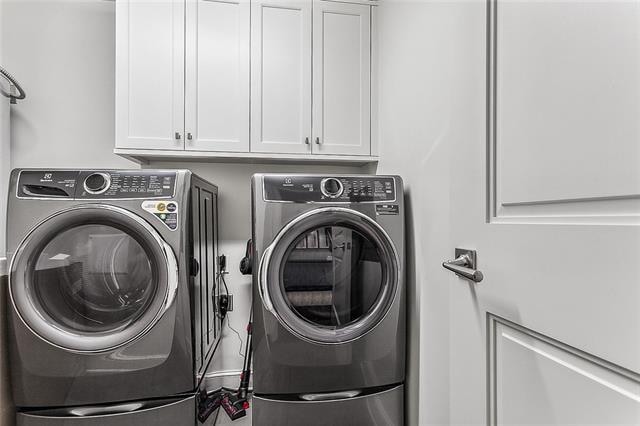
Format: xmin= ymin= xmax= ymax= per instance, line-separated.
xmin=17 ymin=395 xmax=198 ymax=426
xmin=253 ymin=385 xmax=404 ymax=426
xmin=189 ymin=173 xmax=221 ymax=377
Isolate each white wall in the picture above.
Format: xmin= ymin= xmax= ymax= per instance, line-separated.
xmin=1 ymin=0 xmax=135 ymax=170
xmin=376 ymin=1 xmax=474 ymax=424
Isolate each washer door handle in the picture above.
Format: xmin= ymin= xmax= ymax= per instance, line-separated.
xmin=258 ymin=245 xmax=275 ymax=313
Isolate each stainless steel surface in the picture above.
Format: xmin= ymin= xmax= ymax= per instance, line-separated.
xmin=254 ymin=385 xmax=404 ymax=426
xmin=16 ymin=395 xmax=197 ymax=426
xmin=258 ymin=245 xmax=275 ymax=313
xmin=442 ymin=248 xmax=483 ymax=283
xmin=69 ymin=403 xmax=144 ymax=416
xmin=300 ymin=390 xmax=361 ymax=401
xmin=0 ymin=65 xmax=26 ymax=104
xmin=251 ymin=174 xmax=405 ymax=396
xmin=6 ymin=169 xmax=219 ymax=409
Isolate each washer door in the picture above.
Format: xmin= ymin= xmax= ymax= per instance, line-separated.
xmin=9 ymin=204 xmax=178 ymax=353
xmin=259 ymin=207 xmax=399 ymax=345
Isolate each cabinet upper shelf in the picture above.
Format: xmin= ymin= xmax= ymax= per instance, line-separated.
xmin=115 ymin=148 xmax=379 ymax=166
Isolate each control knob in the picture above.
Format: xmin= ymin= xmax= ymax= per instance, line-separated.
xmin=321 ymin=178 xmax=344 ymax=198
xmin=84 ymin=172 xmax=111 ymax=195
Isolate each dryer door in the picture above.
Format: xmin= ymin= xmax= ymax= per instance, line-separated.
xmin=9 ymin=204 xmax=178 ymax=353
xmin=260 ymin=207 xmax=399 ymax=344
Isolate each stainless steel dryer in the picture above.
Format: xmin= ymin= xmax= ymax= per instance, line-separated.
xmin=6 ymin=169 xmax=221 ymax=425
xmin=251 ymin=174 xmax=405 ymax=426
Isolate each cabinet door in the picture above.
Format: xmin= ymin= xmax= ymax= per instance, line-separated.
xmin=251 ymin=0 xmax=312 ymax=154
xmin=116 ymin=0 xmax=185 ymax=150
xmin=186 ymin=0 xmax=250 ymax=152
xmin=312 ymin=1 xmax=371 ymax=156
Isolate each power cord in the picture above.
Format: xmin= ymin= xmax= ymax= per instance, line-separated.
xmin=217 ymin=255 xmax=245 ymax=358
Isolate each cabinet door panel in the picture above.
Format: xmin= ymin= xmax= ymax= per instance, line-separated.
xmin=251 ymin=0 xmax=312 ymax=154
xmin=312 ymin=1 xmax=370 ymax=156
xmin=116 ymin=0 xmax=184 ymax=150
xmin=186 ymin=0 xmax=250 ymax=152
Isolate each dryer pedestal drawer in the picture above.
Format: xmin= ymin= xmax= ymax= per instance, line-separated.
xmin=253 ymin=384 xmax=403 ymax=426
xmin=16 ymin=395 xmax=210 ymax=426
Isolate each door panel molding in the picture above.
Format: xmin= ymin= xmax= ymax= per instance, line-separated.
xmin=487 ymin=314 xmax=640 ymax=426
xmin=486 ymin=0 xmax=640 ymax=225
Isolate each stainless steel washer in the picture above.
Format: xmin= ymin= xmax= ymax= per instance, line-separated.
xmin=6 ymin=169 xmax=221 ymax=425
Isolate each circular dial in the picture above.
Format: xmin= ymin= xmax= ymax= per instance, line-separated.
xmin=321 ymin=178 xmax=344 ymax=198
xmin=84 ymin=173 xmax=111 ymax=194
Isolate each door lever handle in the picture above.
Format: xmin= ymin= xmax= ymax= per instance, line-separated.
xmin=442 ymin=249 xmax=483 ymax=283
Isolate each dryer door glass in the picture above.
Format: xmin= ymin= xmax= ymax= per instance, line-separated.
xmin=282 ymin=226 xmax=383 ymax=328
xmin=32 ymin=224 xmax=157 ymax=333
xmin=264 ymin=208 xmax=398 ymax=344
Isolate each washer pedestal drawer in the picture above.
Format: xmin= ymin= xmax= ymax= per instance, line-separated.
xmin=16 ymin=394 xmax=211 ymax=426
xmin=253 ymin=384 xmax=404 ymax=426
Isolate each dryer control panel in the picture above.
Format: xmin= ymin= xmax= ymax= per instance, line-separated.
xmin=263 ymin=175 xmax=396 ymax=203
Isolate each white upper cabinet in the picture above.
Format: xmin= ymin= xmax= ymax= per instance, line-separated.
xmin=250 ymin=0 xmax=312 ymax=154
xmin=116 ymin=0 xmax=185 ymax=150
xmin=115 ymin=0 xmax=377 ymax=162
xmin=312 ymin=0 xmax=371 ymax=156
xmin=186 ymin=0 xmax=250 ymax=152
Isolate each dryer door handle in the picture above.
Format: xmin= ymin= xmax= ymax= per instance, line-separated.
xmin=258 ymin=245 xmax=275 ymax=313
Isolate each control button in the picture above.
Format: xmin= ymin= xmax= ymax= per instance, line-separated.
xmin=84 ymin=173 xmax=111 ymax=195
xmin=321 ymin=178 xmax=344 ymax=198
xmin=157 ymin=203 xmax=166 ymax=212
xmin=167 ymin=203 xmax=177 ymax=212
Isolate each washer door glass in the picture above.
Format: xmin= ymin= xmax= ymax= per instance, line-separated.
xmin=10 ymin=205 xmax=177 ymax=353
xmin=32 ymin=224 xmax=156 ymax=333
xmin=263 ymin=208 xmax=399 ymax=344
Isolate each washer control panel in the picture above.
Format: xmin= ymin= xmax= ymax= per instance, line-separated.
xmin=263 ymin=175 xmax=396 ymax=203
xmin=77 ymin=170 xmax=176 ymax=199
xmin=16 ymin=170 xmax=176 ymax=199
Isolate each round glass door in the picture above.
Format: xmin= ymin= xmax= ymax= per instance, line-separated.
xmin=262 ymin=208 xmax=399 ymax=344
xmin=32 ymin=224 xmax=156 ymax=333
xmin=10 ymin=205 xmax=177 ymax=353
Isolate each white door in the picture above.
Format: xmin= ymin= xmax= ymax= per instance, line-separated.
xmin=116 ymin=0 xmax=185 ymax=150
xmin=250 ymin=0 xmax=312 ymax=154
xmin=449 ymin=1 xmax=640 ymax=425
xmin=312 ymin=0 xmax=370 ymax=156
xmin=185 ymin=0 xmax=250 ymax=153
